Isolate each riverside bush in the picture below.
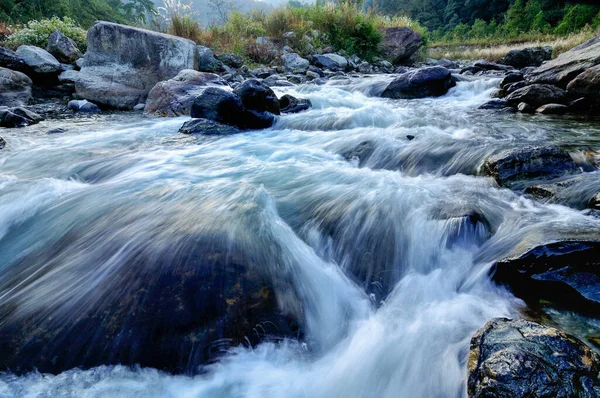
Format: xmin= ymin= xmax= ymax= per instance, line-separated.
xmin=6 ymin=17 xmax=87 ymax=51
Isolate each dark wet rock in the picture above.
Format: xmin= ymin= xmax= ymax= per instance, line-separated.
xmin=11 ymin=107 xmax=43 ymax=123
xmin=500 ymin=46 xmax=552 ymax=68
xmin=341 ymin=141 xmax=376 ymax=166
xmin=16 ymin=45 xmax=61 ymax=74
xmin=524 ymin=184 xmax=559 ymax=199
xmin=67 ymin=99 xmax=101 ymax=113
xmin=313 ymin=53 xmax=348 ymax=71
xmin=216 ymin=53 xmax=243 ymax=69
xmin=0 ymin=109 xmax=31 ymax=128
xmin=197 ymin=45 xmax=220 ymax=72
xmin=460 ymin=66 xmax=485 ymax=75
xmin=589 ymin=193 xmax=600 ymax=210
xmin=478 ymin=99 xmax=508 ymax=110
xmin=378 ymin=27 xmax=424 ymax=66
xmin=0 ymin=235 xmax=298 ymax=375
xmin=536 ymin=103 xmax=568 ymax=115
xmin=492 ymin=241 xmax=600 ymax=311
xmin=179 ymin=118 xmax=241 ymax=135
xmin=0 ymin=136 xmax=5 ymax=149
xmin=0 ymin=46 xmax=27 ymax=72
xmin=406 ymin=135 xmax=415 ymax=140
xmin=233 ymin=79 xmax=280 ymax=115
xmin=481 ymin=146 xmax=579 ymax=186
xmin=144 ymin=70 xmax=226 ymax=117
xmin=47 ymin=128 xmax=66 ymax=135
xmin=74 ymin=21 xmax=199 ymax=109
xmin=468 ymin=318 xmax=600 ymax=398
xmin=504 ymin=81 xmax=527 ymax=95
xmin=517 ymin=102 xmax=534 ymax=113
xmin=46 ymin=30 xmax=81 ymax=64
xmin=528 ymin=34 xmax=600 ymax=88
xmin=190 ymin=87 xmax=275 ymax=130
xmin=505 ymin=84 xmax=567 ymax=108
xmin=500 ymin=72 xmax=523 ymax=88
xmin=279 ymin=94 xmax=312 ymax=114
xmin=0 ymin=67 xmax=32 ymax=106
xmin=473 ymin=60 xmax=512 ymax=71
xmin=381 ymin=67 xmax=455 ymax=99
xmin=566 ymin=64 xmax=600 ymax=98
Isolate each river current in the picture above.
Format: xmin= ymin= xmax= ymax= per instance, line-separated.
xmin=1 ymin=75 xmax=600 ymax=397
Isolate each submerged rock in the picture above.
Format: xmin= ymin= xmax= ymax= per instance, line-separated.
xmin=144 ymin=70 xmax=226 ymax=117
xmin=0 ymin=67 xmax=32 ymax=106
xmin=381 ymin=67 xmax=455 ymax=99
xmin=0 ymin=136 xmax=5 ymax=149
xmin=492 ymin=241 xmax=600 ymax=311
xmin=179 ymin=118 xmax=241 ymax=135
xmin=74 ymin=21 xmax=198 ymax=109
xmin=481 ymin=146 xmax=579 ymax=186
xmin=468 ymin=318 xmax=600 ymax=398
xmin=378 ymin=27 xmax=424 ymax=66
xmin=279 ymin=94 xmax=312 ymax=114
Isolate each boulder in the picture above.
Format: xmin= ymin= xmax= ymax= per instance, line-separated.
xmin=358 ymin=62 xmax=372 ymax=74
xmin=500 ymin=72 xmax=523 ymax=88
xmin=528 ymin=34 xmax=600 ymax=88
xmin=381 ymin=66 xmax=455 ymax=99
xmin=0 ymin=67 xmax=32 ymax=106
xmin=216 ymin=53 xmax=243 ymax=69
xmin=536 ymin=103 xmax=568 ymax=115
xmin=197 ymin=45 xmax=220 ymax=72
xmin=0 ymin=107 xmax=41 ymax=128
xmin=0 ymin=136 xmax=5 ymax=149
xmin=282 ymin=53 xmax=309 ymax=71
xmin=504 ymin=81 xmax=527 ymax=95
xmin=468 ymin=318 xmax=600 ymax=398
xmin=500 ymin=46 xmax=552 ymax=68
xmin=190 ymin=87 xmax=275 ymax=130
xmin=566 ymin=64 xmax=600 ymax=98
xmin=179 ymin=118 xmax=241 ymax=135
xmin=491 ymin=241 xmax=600 ymax=310
xmin=481 ymin=146 xmax=579 ymax=186
xmin=505 ymin=84 xmax=567 ymax=108
xmin=74 ymin=21 xmax=199 ymax=109
xmin=478 ymin=99 xmax=508 ymax=110
xmin=46 ymin=30 xmax=81 ymax=64
xmin=279 ymin=94 xmax=312 ymax=114
xmin=233 ymin=79 xmax=280 ymax=115
xmin=313 ymin=53 xmax=348 ymax=71
xmin=378 ymin=27 xmax=424 ymax=66
xmin=0 ymin=46 xmax=27 ymax=72
xmin=517 ymin=102 xmax=534 ymax=114
xmin=144 ymin=70 xmax=227 ymax=117
xmin=67 ymin=99 xmax=101 ymax=113
xmin=590 ymin=193 xmax=600 ymax=210
xmin=473 ymin=60 xmax=512 ymax=71
xmin=11 ymin=107 xmax=43 ymax=123
xmin=16 ymin=45 xmax=61 ymax=74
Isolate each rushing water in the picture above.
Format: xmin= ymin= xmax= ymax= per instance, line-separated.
xmin=1 ymin=75 xmax=600 ymax=397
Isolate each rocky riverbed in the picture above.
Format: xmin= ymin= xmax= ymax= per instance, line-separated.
xmin=1 ymin=21 xmax=600 ymax=398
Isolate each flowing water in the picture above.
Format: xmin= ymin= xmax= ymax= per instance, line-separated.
xmin=1 ymin=75 xmax=600 ymax=397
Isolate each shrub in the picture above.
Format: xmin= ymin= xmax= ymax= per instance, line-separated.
xmin=6 ymin=17 xmax=87 ymax=52
xmin=170 ymin=14 xmax=202 ymax=42
xmin=0 ymin=22 xmax=14 ymax=42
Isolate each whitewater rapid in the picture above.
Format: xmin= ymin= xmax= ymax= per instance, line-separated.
xmin=1 ymin=75 xmax=600 ymax=397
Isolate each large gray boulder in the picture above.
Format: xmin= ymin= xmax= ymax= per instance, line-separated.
xmin=528 ymin=34 xmax=600 ymax=88
xmin=145 ymin=70 xmax=226 ymax=117
xmin=381 ymin=66 xmax=455 ymax=99
xmin=0 ymin=47 xmax=27 ymax=72
xmin=74 ymin=21 xmax=199 ymax=109
xmin=505 ymin=84 xmax=567 ymax=108
xmin=379 ymin=27 xmax=424 ymax=66
xmin=481 ymin=146 xmax=579 ymax=186
xmin=468 ymin=318 xmax=600 ymax=398
xmin=46 ymin=30 xmax=81 ymax=64
xmin=16 ymin=45 xmax=61 ymax=74
xmin=313 ymin=53 xmax=348 ymax=71
xmin=500 ymin=46 xmax=552 ymax=68
xmin=282 ymin=53 xmax=309 ymax=71
xmin=567 ymin=64 xmax=600 ymax=98
xmin=0 ymin=67 xmax=32 ymax=106
xmin=197 ymin=45 xmax=220 ymax=72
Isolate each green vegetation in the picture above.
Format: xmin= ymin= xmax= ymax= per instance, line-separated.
xmin=4 ymin=16 xmax=87 ymax=51
xmin=0 ymin=0 xmax=156 ymax=27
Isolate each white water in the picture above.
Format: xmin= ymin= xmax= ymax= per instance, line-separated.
xmin=1 ymin=76 xmax=600 ymax=397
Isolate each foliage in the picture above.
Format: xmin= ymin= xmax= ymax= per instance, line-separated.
xmin=0 ymin=0 xmax=155 ymax=28
xmin=170 ymin=14 xmax=203 ymax=41
xmin=5 ymin=17 xmax=87 ymax=51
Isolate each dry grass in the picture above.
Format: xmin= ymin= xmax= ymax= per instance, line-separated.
xmin=428 ymin=28 xmax=599 ymax=61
